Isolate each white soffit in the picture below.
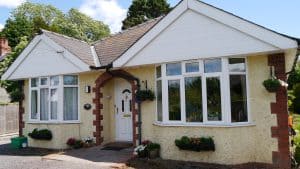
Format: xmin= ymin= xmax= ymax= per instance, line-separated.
xmin=113 ymin=0 xmax=298 ymax=67
xmin=2 ymin=34 xmax=90 ymax=80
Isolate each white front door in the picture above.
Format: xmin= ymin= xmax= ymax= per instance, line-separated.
xmin=115 ymin=79 xmax=133 ymax=141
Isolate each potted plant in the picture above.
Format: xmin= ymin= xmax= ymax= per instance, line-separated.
xmin=175 ymin=136 xmax=215 ymax=152
xmin=136 ymin=89 xmax=155 ymax=102
xmin=263 ymin=78 xmax=281 ymax=92
xmin=147 ymin=142 xmax=160 ymax=159
xmin=28 ymin=128 xmax=52 ymax=140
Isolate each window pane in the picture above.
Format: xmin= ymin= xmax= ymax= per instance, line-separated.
xmin=229 ymin=58 xmax=246 ymax=72
xmin=40 ymin=88 xmax=49 ymax=120
xmin=185 ymin=77 xmax=202 ymax=122
xmin=40 ymin=78 xmax=48 ymax=86
xmin=186 ymin=62 xmax=199 ymax=73
xmin=50 ymin=76 xmax=59 ymax=86
xmin=156 ymin=66 xmax=161 ymax=78
xmin=168 ymin=80 xmax=181 ymax=121
xmin=64 ymin=75 xmax=78 ymax=85
xmin=230 ymin=75 xmax=248 ymax=122
xmin=204 ymin=59 xmax=222 ymax=73
xmin=31 ymin=90 xmax=38 ymax=119
xmin=166 ymin=63 xmax=181 ymax=76
xmin=156 ymin=80 xmax=162 ymax=121
xmin=31 ymin=78 xmax=38 ymax=87
xmin=64 ymin=87 xmax=78 ymax=120
xmin=50 ymin=89 xmax=58 ymax=120
xmin=206 ymin=77 xmax=222 ymax=121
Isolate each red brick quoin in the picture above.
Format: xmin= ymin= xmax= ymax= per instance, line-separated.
xmin=93 ymin=70 xmax=139 ymax=145
xmin=268 ymin=53 xmax=290 ymax=169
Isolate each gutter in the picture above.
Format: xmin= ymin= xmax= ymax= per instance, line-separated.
xmin=90 ymin=62 xmax=142 ymax=145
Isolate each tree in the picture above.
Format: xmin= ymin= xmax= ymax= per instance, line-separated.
xmin=122 ymin=0 xmax=171 ymax=30
xmin=1 ymin=2 xmax=110 ymax=48
xmin=0 ymin=37 xmax=28 ymax=102
xmin=0 ymin=2 xmax=110 ymax=102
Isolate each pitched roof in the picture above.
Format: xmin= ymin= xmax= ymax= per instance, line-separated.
xmin=42 ymin=30 xmax=95 ymax=66
xmin=93 ymin=17 xmax=162 ymax=66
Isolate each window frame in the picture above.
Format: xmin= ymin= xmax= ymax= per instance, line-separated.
xmin=155 ymin=57 xmax=251 ymax=126
xmin=28 ymin=75 xmax=80 ymax=124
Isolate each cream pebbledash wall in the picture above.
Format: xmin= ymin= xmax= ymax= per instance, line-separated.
xmin=22 ymin=53 xmax=294 ymax=164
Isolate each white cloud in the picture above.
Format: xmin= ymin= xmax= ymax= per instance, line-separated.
xmin=0 ymin=0 xmax=25 ymax=8
xmin=79 ymin=0 xmax=127 ymax=33
xmin=0 ymin=23 xmax=4 ymax=31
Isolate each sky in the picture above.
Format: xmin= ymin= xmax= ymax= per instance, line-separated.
xmin=0 ymin=0 xmax=299 ymax=37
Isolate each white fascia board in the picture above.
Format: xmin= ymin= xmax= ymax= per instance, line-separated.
xmin=188 ymin=0 xmax=298 ymax=49
xmin=1 ymin=35 xmax=42 ymax=80
xmin=113 ymin=0 xmax=298 ymax=68
xmin=2 ymin=34 xmax=90 ymax=80
xmin=91 ymin=46 xmax=101 ymax=67
xmin=41 ymin=35 xmax=90 ymax=71
xmin=113 ymin=0 xmax=188 ymax=68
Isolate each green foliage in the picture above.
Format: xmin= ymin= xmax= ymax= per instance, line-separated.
xmin=1 ymin=2 xmax=110 ymax=48
xmin=295 ymin=146 xmax=300 ymax=164
xmin=28 ymin=128 xmax=53 ymax=140
xmin=0 ymin=37 xmax=28 ymax=102
xmin=147 ymin=142 xmax=160 ymax=151
xmin=122 ymin=0 xmax=171 ymax=30
xmin=288 ymin=64 xmax=300 ymax=90
xmin=175 ymin=136 xmax=215 ymax=152
xmin=262 ymin=78 xmax=281 ymax=92
xmin=136 ymin=89 xmax=155 ymax=101
xmin=0 ymin=2 xmax=110 ymax=102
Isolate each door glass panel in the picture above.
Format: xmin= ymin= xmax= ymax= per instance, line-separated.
xmin=206 ymin=77 xmax=222 ymax=121
xmin=63 ymin=87 xmax=78 ymax=120
xmin=185 ymin=77 xmax=203 ymax=122
xmin=31 ymin=78 xmax=38 ymax=87
xmin=40 ymin=78 xmax=48 ymax=86
xmin=230 ymin=75 xmax=248 ymax=122
xmin=168 ymin=80 xmax=181 ymax=121
xmin=50 ymin=76 xmax=59 ymax=86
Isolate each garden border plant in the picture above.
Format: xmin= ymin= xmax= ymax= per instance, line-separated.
xmin=175 ymin=136 xmax=215 ymax=152
xmin=28 ymin=128 xmax=53 ymax=140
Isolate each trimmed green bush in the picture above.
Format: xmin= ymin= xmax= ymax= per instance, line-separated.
xmin=28 ymin=128 xmax=52 ymax=140
xmin=263 ymin=78 xmax=281 ymax=92
xmin=175 ymin=136 xmax=215 ymax=152
xmin=136 ymin=90 xmax=155 ymax=101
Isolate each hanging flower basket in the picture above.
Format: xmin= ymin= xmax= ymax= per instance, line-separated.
xmin=136 ymin=90 xmax=155 ymax=102
xmin=263 ymin=78 xmax=281 ymax=93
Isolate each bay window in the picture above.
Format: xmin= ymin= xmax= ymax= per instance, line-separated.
xmin=29 ymin=75 xmax=79 ymax=122
xmin=156 ymin=57 xmax=249 ymax=125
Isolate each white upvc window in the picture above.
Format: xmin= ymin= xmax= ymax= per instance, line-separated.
xmin=155 ymin=57 xmax=250 ymax=126
xmin=29 ymin=75 xmax=79 ymax=123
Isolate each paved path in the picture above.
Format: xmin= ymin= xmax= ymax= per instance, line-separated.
xmin=0 ymin=135 xmax=134 ymax=169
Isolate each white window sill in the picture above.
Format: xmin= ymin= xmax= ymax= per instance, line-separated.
xmin=153 ymin=121 xmax=255 ymax=128
xmin=27 ymin=121 xmax=81 ymax=124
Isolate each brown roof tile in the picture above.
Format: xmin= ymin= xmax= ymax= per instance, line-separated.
xmin=42 ymin=30 xmax=95 ymax=66
xmin=93 ymin=17 xmax=162 ymax=66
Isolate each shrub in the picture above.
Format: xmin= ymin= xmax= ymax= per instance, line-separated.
xmin=73 ymin=140 xmax=83 ymax=149
xmin=28 ymin=128 xmax=52 ymax=140
xmin=66 ymin=138 xmax=76 ymax=146
xmin=147 ymin=143 xmax=160 ymax=151
xmin=136 ymin=90 xmax=155 ymax=101
xmin=263 ymin=78 xmax=281 ymax=92
xmin=295 ymin=146 xmax=300 ymax=164
xmin=175 ymin=136 xmax=215 ymax=152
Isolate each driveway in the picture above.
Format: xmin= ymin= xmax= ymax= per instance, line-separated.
xmin=0 ymin=134 xmax=134 ymax=169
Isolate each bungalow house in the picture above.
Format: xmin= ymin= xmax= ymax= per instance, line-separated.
xmin=2 ymin=0 xmax=299 ymax=168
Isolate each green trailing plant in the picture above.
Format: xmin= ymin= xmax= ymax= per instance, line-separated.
xmin=175 ymin=136 xmax=215 ymax=152
xmin=136 ymin=89 xmax=155 ymax=101
xmin=28 ymin=128 xmax=52 ymax=140
xmin=73 ymin=140 xmax=84 ymax=149
xmin=263 ymin=78 xmax=281 ymax=92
